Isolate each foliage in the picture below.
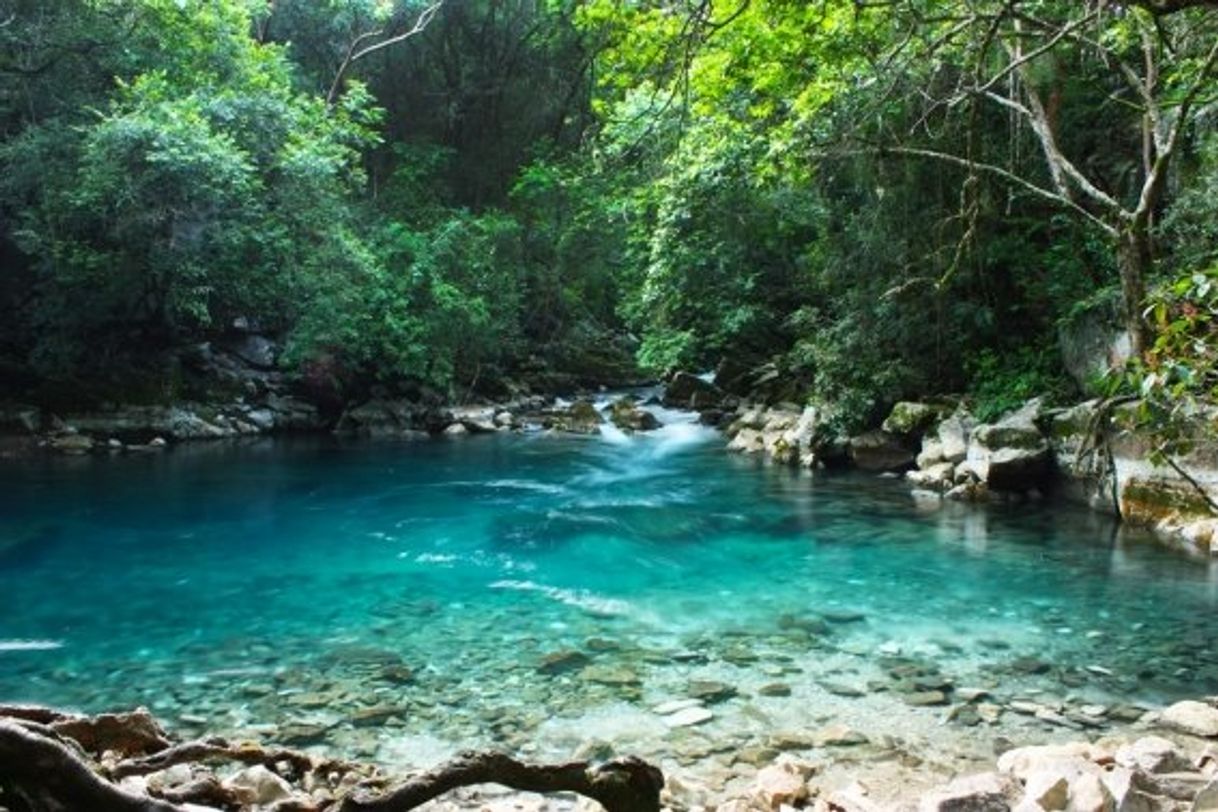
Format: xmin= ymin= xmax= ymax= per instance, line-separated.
xmin=0 ymin=0 xmax=1216 ymax=426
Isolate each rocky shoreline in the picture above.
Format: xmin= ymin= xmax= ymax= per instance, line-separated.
xmin=5 ymin=360 xmax=1213 ymax=557
xmin=3 ymin=699 xmax=1218 ymax=811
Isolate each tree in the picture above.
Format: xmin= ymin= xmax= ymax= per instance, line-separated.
xmin=854 ymin=1 xmax=1218 ymax=356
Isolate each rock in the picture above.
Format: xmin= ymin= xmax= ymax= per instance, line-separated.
xmin=997 ymin=743 xmax=1104 ymax=782
xmin=883 ymin=402 xmax=944 ymax=437
xmin=920 ymin=772 xmax=1019 ymax=812
xmin=688 ymin=680 xmax=737 ymax=704
xmin=1162 ymin=701 xmax=1218 ymax=738
xmin=938 ymin=409 xmax=976 ymax=463
xmin=51 ymin=708 xmax=170 ymax=755
xmin=663 ymin=707 xmax=714 ymax=728
xmin=728 ymin=428 xmax=766 ymax=454
xmin=610 ymin=398 xmax=661 ymax=432
xmin=580 ymin=664 xmax=641 ymax=686
xmin=664 ymin=371 xmax=723 ymax=410
xmin=222 ymin=765 xmax=293 ymax=806
xmin=547 ymin=400 xmax=605 ymax=434
xmin=350 ymin=705 xmax=407 ymax=727
xmin=918 ymin=438 xmax=947 ymax=468
xmin=818 ymin=680 xmax=865 ymax=698
xmin=1024 ymin=771 xmax=1070 ymax=810
xmin=1100 ymin=766 xmax=1158 ymax=812
xmin=1067 ymin=773 xmax=1113 ymax=812
xmin=451 ymin=406 xmax=498 ymax=433
xmin=908 ymin=462 xmax=956 ymax=490
xmin=754 ymin=761 xmax=809 ymax=809
xmin=819 ymin=609 xmax=866 ymax=624
xmin=277 ymin=722 xmax=330 ymax=746
xmin=222 ymin=334 xmax=278 ymax=369
xmin=653 ymin=699 xmax=703 ymax=715
xmin=444 ymin=422 xmax=469 ymax=436
xmin=967 ymin=399 xmax=1051 ymax=492
xmin=813 ymin=724 xmax=868 ymax=747
xmin=1115 ymin=737 xmax=1193 ymax=774
xmin=538 ymin=650 xmax=591 ymax=676
xmin=1194 ymin=780 xmax=1218 ymax=811
xmin=49 ymin=433 xmax=94 ymax=454
xmin=905 ymin=690 xmax=950 ymax=707
xmin=849 ymin=430 xmax=916 ymax=472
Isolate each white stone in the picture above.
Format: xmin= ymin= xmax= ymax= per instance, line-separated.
xmin=1115 ymin=736 xmax=1192 ymax=774
xmin=1100 ymin=766 xmax=1156 ymax=812
xmin=1162 ymin=701 xmax=1218 ymax=738
xmin=997 ymin=743 xmax=1104 ymax=782
xmin=1067 ymin=773 xmax=1113 ymax=812
xmin=653 ymin=698 xmax=703 ymax=715
xmin=664 ymin=706 xmax=714 ymax=728
xmin=1024 ymin=771 xmax=1070 ymax=810
xmin=222 ymin=765 xmax=293 ymax=806
xmin=753 ymin=762 xmax=808 ymax=810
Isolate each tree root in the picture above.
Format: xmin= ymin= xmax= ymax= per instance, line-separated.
xmin=0 ymin=706 xmax=665 ymax=812
xmin=335 ymin=750 xmax=664 ymax=812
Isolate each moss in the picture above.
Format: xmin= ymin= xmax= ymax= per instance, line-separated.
xmin=1121 ymin=478 xmax=1214 ymax=524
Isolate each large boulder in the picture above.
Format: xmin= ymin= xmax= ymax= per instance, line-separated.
xmin=546 ymin=400 xmax=604 ymax=434
xmin=663 ymin=371 xmax=723 ymax=410
xmin=882 ymin=402 xmax=945 ymax=438
xmin=938 ymin=408 xmax=976 ymax=464
xmin=336 ymin=399 xmax=431 ymax=436
xmin=965 ymin=399 xmax=1051 ymax=492
xmin=849 ymin=430 xmax=916 ymax=472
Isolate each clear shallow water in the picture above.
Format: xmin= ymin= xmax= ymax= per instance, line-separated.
xmin=2 ymin=404 xmax=1218 ymax=772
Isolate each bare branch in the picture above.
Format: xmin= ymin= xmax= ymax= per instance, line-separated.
xmin=327 ymin=1 xmax=444 ymax=106
xmin=872 ymin=146 xmax=1118 ymax=235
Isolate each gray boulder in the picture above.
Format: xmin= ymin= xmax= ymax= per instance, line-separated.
xmin=966 ymin=399 xmax=1051 ymax=492
xmin=663 ymin=371 xmax=723 ymax=410
xmin=849 ymin=430 xmax=916 ymax=472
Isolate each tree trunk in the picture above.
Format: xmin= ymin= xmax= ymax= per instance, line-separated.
xmin=1116 ymin=223 xmax=1152 ymax=359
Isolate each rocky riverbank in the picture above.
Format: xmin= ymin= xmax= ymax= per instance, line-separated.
xmin=4 ymin=699 xmax=1218 ymax=811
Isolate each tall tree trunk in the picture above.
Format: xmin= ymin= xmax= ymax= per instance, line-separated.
xmin=1116 ymin=222 xmax=1152 ymax=358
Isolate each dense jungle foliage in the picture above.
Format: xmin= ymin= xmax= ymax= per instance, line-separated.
xmin=2 ymin=0 xmax=1217 ymax=423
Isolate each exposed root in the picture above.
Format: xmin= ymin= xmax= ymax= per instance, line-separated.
xmin=0 ymin=706 xmax=664 ymax=812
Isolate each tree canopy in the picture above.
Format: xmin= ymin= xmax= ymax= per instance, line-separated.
xmin=1 ymin=0 xmax=1216 ymax=418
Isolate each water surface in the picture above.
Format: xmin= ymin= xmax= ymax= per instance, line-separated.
xmin=2 ymin=404 xmax=1216 ymax=773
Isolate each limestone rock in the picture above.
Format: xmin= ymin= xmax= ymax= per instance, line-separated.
xmin=1115 ymin=736 xmax=1193 ymax=774
xmin=920 ymin=771 xmax=1019 ymax=812
xmin=883 ymin=402 xmax=944 ymax=437
xmin=1024 ymin=770 xmax=1070 ymax=810
xmin=753 ymin=762 xmax=809 ymax=809
xmin=1194 ymin=780 xmax=1218 ymax=811
xmin=1162 ymin=701 xmax=1218 ymax=738
xmin=966 ymin=400 xmax=1051 ymax=492
xmin=663 ymin=706 xmax=714 ymax=728
xmin=938 ymin=408 xmax=976 ymax=463
xmin=222 ymin=765 xmax=293 ymax=806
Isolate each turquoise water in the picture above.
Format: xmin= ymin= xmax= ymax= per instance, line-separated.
xmin=2 ymin=406 xmax=1217 ymax=769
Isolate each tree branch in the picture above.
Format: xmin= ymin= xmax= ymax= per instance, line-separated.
xmin=327 ymin=1 xmax=444 ymax=106
xmin=872 ymin=146 xmax=1118 ymax=235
